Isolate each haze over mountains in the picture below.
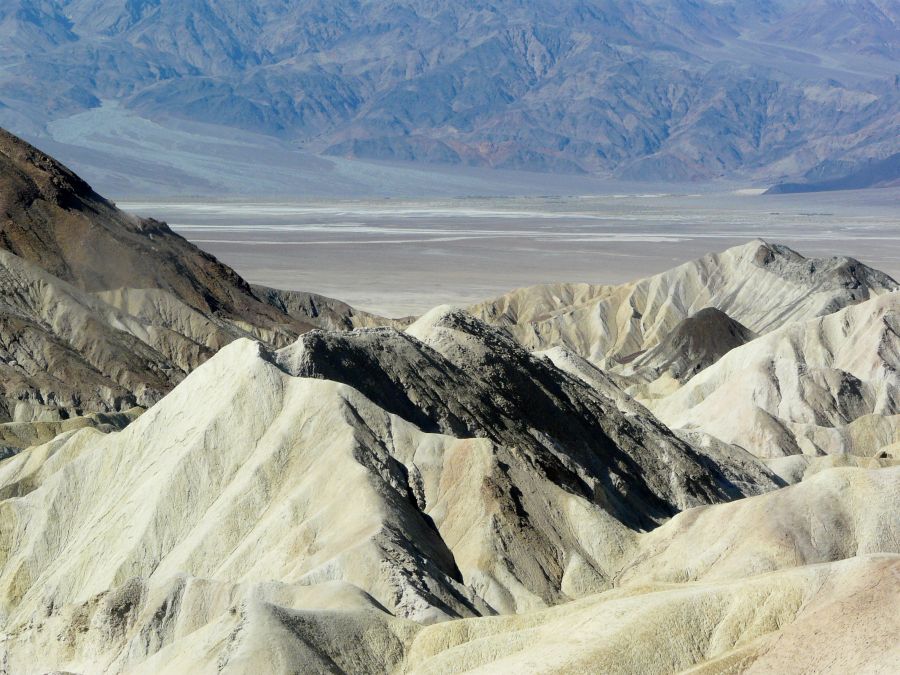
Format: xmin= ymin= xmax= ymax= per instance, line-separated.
xmin=0 ymin=128 xmax=897 ymax=673
xmin=1 ymin=0 xmax=899 ymax=194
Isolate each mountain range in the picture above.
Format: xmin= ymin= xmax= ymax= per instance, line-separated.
xmin=0 ymin=127 xmax=897 ymax=672
xmin=1 ymin=1 xmax=899 ymax=193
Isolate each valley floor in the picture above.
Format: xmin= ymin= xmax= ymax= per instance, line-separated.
xmin=122 ymin=189 xmax=900 ymax=316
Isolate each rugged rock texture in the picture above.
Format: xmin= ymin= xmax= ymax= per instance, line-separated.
xmin=0 ymin=127 xmax=302 ymax=330
xmin=288 ymin=308 xmax=781 ymax=524
xmin=0 ymin=304 xmax=815 ymax=672
xmin=650 ymin=292 xmax=900 ymax=457
xmin=538 ymin=345 xmax=781 ymax=497
xmin=0 ymin=407 xmax=141 ymax=453
xmin=2 ymin=1 xmax=899 ymax=187
xmin=474 ymin=241 xmax=900 ymax=460
xmin=0 ymin=250 xmax=183 ymax=421
xmin=621 ymin=307 xmax=757 ymax=398
xmin=0 ymin=127 xmax=393 ymax=426
xmin=0 ymin=232 xmax=895 ymax=671
xmin=0 ymin=133 xmax=897 ymax=673
xmin=253 ymin=284 xmax=412 ymax=331
xmin=472 ymin=240 xmax=898 ymax=374
xmin=0 ymin=341 xmax=892 ymax=675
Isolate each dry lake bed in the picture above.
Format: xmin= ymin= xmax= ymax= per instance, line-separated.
xmin=122 ymin=188 xmax=900 ymax=317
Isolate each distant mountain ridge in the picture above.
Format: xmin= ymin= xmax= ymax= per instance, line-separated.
xmin=766 ymin=151 xmax=900 ymax=193
xmin=1 ymin=0 xmax=898 ymax=190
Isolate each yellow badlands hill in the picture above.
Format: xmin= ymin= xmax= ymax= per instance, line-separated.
xmin=0 ymin=129 xmax=897 ymax=673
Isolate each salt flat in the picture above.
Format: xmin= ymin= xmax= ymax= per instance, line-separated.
xmin=121 ymin=188 xmax=900 ymax=316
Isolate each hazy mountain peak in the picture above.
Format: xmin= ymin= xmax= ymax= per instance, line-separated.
xmin=2 ymin=0 xmax=898 ymax=190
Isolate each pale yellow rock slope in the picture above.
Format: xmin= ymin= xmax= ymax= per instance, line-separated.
xmin=649 ymin=291 xmax=900 ymax=457
xmin=0 ymin=329 xmax=895 ymax=674
xmin=471 ymin=240 xmax=897 ymax=370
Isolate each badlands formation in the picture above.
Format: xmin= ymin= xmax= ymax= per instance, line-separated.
xmin=0 ymin=128 xmax=896 ymax=673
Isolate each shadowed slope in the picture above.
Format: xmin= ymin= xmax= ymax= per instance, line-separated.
xmin=0 ymin=127 xmax=398 ymax=426
xmin=280 ymin=308 xmax=781 ymax=529
xmin=650 ymin=291 xmax=900 ymax=457
xmin=0 ymin=127 xmax=302 ymax=332
xmin=0 ymin=310 xmax=782 ymax=651
xmin=626 ymin=308 xmax=756 ymax=381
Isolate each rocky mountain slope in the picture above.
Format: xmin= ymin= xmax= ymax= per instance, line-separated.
xmin=0 ymin=280 xmax=894 ymax=671
xmin=404 ymin=553 xmax=900 ymax=674
xmin=474 ymin=239 xmax=900 ymax=463
xmin=252 ymin=284 xmax=413 ymax=331
xmin=0 ymin=127 xmax=301 ymax=330
xmin=620 ymin=307 xmax=757 ymax=397
xmin=650 ymin=291 xmax=900 ymax=457
xmin=0 ymin=127 xmax=395 ymax=430
xmin=0 ymin=315 xmax=772 ymax=661
xmin=0 ymin=135 xmax=898 ymax=672
xmin=1 ymin=1 xmax=898 ymax=191
xmin=472 ymin=240 xmax=898 ymax=372
xmin=0 ymin=309 xmax=896 ymax=673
